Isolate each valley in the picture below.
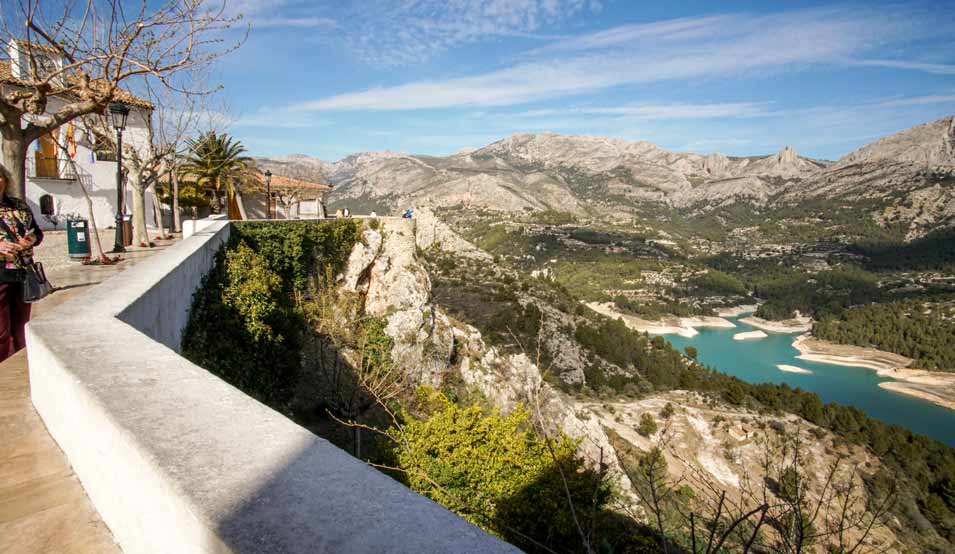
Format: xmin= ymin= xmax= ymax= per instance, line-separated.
xmin=245 ymin=115 xmax=955 ymax=552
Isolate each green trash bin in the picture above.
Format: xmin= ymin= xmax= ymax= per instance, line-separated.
xmin=66 ymin=218 xmax=92 ymax=260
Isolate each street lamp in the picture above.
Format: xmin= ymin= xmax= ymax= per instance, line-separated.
xmin=109 ymin=102 xmax=130 ymax=253
xmin=264 ymin=169 xmax=272 ymax=219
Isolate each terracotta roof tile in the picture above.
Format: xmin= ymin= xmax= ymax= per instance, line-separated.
xmin=255 ymin=171 xmax=332 ymax=193
xmin=0 ymin=60 xmax=153 ymax=109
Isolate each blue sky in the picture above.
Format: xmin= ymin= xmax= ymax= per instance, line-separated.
xmin=218 ymin=0 xmax=955 ymax=161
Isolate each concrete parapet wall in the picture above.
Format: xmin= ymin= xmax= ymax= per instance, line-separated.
xmin=26 ymin=221 xmax=518 ymax=554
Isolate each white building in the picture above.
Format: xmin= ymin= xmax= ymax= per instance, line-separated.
xmin=1 ymin=40 xmax=158 ymax=231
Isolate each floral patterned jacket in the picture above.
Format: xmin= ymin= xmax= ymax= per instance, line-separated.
xmin=0 ymin=195 xmax=44 ymax=281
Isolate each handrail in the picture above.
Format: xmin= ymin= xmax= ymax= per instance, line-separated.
xmin=26 ymin=154 xmax=95 ymax=188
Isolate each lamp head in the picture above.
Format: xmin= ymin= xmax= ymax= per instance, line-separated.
xmin=108 ymin=102 xmax=130 ymax=131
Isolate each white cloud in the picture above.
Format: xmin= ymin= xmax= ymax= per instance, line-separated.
xmin=252 ymin=16 xmax=336 ymax=29
xmin=853 ymin=59 xmax=955 ymax=75
xmin=873 ymin=94 xmax=955 ymax=108
xmin=296 ymin=7 xmax=922 ymax=111
xmin=223 ymin=0 xmax=337 ymax=29
xmin=335 ymin=0 xmax=602 ymax=65
xmin=524 ymin=15 xmax=733 ymax=55
xmin=516 ymin=102 xmax=774 ymax=120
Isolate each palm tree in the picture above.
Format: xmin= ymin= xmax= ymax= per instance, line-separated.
xmin=181 ymin=132 xmax=254 ymax=219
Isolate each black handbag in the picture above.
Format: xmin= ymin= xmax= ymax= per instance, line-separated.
xmin=0 ymin=216 xmax=53 ymax=303
xmin=20 ymin=256 xmax=53 ymax=303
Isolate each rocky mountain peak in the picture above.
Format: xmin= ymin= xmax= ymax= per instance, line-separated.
xmin=776 ymin=146 xmax=798 ymax=164
xmin=703 ymin=152 xmax=729 ymax=176
xmin=838 ymin=115 xmax=955 ymax=167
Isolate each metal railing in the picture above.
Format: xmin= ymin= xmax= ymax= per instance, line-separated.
xmin=26 ymin=154 xmax=94 ymax=187
xmin=27 ymin=154 xmax=77 ymax=180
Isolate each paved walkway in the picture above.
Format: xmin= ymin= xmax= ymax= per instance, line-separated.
xmin=0 ymin=235 xmax=178 ymax=554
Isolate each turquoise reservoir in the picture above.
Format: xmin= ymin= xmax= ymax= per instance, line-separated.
xmin=662 ymin=317 xmax=955 ymax=446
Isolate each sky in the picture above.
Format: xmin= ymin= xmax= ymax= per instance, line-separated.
xmin=216 ymin=0 xmax=955 ymax=161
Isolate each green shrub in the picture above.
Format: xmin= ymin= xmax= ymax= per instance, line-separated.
xmin=660 ymin=402 xmax=676 ymax=419
xmin=637 ymin=413 xmax=658 ymax=437
xmin=182 ymin=220 xmax=363 ymax=410
xmin=390 ymin=388 xmax=609 ymax=553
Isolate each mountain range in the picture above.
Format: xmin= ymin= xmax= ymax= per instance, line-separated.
xmin=254 ymin=115 xmax=955 ymax=235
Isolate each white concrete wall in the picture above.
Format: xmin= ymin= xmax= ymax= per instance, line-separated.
xmin=183 ymin=214 xmax=228 ymax=240
xmin=26 ymin=221 xmax=519 ymax=554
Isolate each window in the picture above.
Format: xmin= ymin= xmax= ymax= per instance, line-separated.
xmin=39 ymin=194 xmax=55 ymax=216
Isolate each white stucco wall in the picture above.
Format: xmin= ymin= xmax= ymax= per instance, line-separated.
xmin=0 ymin=94 xmax=160 ymax=231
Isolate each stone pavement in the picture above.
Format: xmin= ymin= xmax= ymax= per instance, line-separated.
xmin=0 ymin=234 xmax=178 ymax=554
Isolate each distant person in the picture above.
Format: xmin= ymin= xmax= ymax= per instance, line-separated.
xmin=369 ymin=211 xmax=378 ymax=218
xmin=0 ymin=165 xmax=43 ymax=361
xmin=402 ymin=209 xmax=414 ymax=219
xmin=343 ymin=207 xmax=351 ymax=218
xmin=334 ymin=208 xmax=343 ymax=218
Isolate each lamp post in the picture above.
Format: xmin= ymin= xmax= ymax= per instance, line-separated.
xmin=108 ymin=102 xmax=130 ymax=253
xmin=264 ymin=169 xmax=272 ymax=219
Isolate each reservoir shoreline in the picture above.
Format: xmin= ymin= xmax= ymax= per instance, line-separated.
xmin=587 ymin=301 xmax=955 ymax=415
xmin=792 ymin=334 xmax=955 ymax=411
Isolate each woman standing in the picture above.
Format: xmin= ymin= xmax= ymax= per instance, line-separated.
xmin=0 ymin=165 xmax=43 ymax=361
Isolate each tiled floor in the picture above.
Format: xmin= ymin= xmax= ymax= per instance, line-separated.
xmin=0 ymin=235 xmax=178 ymax=554
xmin=0 ymin=350 xmax=121 ymax=554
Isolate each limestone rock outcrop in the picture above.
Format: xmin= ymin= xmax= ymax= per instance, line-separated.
xmin=342 ymin=219 xmax=454 ymax=386
xmin=414 ymin=207 xmax=492 ymax=260
xmin=703 ymin=152 xmax=729 ymax=176
xmin=776 ymin=146 xmax=798 ymax=164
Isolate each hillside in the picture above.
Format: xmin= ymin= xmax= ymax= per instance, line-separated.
xmin=179 ymin=214 xmax=955 ymax=553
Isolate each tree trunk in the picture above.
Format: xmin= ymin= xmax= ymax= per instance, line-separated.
xmin=1 ymin=132 xmax=28 ymax=200
xmin=129 ymin=174 xmax=150 ymax=247
xmin=62 ymin=155 xmax=107 ymax=262
xmin=148 ymin=182 xmax=168 ymax=239
xmin=234 ymin=188 xmax=248 ymax=220
xmin=227 ymin=189 xmax=241 ymax=220
xmin=172 ymin=169 xmax=182 ymax=233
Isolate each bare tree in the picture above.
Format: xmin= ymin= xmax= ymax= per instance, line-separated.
xmin=275 ymin=188 xmax=300 ymax=219
xmin=302 ymin=268 xmax=407 ymax=458
xmin=81 ymin=71 xmax=226 ymax=245
xmin=0 ymin=0 xmax=245 ymax=199
xmin=625 ymin=425 xmax=897 ymax=554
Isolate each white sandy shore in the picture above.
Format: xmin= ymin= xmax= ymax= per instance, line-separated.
xmin=584 ymin=302 xmax=735 ymax=337
xmin=733 ymin=330 xmax=767 ymax=341
xmin=739 ymin=316 xmax=812 ymax=333
xmin=878 ymin=382 xmax=955 ymax=411
xmin=791 ymin=334 xmax=904 ymax=372
xmin=792 ymin=334 xmax=955 ymax=411
xmin=717 ymin=304 xmax=759 ymax=317
xmin=777 ymin=364 xmax=813 ymax=374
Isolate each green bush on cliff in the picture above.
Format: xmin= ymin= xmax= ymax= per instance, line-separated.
xmin=388 ymin=388 xmax=610 ymax=554
xmin=182 ymin=220 xmax=363 ymax=409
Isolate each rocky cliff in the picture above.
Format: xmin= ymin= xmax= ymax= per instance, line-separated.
xmin=335 ymin=216 xmax=900 ymax=549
